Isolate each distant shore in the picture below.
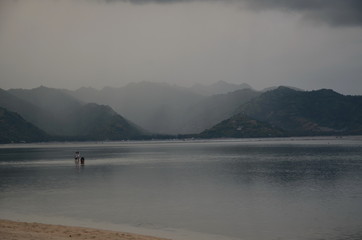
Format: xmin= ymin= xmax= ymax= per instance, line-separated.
xmin=0 ymin=219 xmax=170 ymax=240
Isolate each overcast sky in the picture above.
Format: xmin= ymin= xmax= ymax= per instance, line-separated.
xmin=0 ymin=0 xmax=362 ymax=94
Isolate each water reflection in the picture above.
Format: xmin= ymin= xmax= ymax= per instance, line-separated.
xmin=221 ymin=144 xmax=362 ymax=184
xmin=1 ymin=139 xmax=362 ymax=240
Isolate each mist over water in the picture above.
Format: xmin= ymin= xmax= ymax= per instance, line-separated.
xmin=1 ymin=138 xmax=362 ymax=240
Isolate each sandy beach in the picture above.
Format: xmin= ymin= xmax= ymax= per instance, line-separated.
xmin=0 ymin=219 xmax=171 ymax=240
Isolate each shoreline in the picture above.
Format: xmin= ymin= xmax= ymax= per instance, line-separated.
xmin=1 ymin=135 xmax=362 ymax=148
xmin=0 ymin=212 xmax=241 ymax=240
xmin=0 ymin=219 xmax=171 ymax=240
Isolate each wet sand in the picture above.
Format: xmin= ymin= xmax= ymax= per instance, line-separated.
xmin=0 ymin=219 xmax=171 ymax=240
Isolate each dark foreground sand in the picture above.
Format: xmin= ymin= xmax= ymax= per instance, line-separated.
xmin=0 ymin=219 xmax=171 ymax=240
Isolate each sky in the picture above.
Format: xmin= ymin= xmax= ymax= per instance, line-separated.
xmin=0 ymin=0 xmax=362 ymax=94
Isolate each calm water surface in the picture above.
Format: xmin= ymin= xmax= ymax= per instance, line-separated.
xmin=1 ymin=137 xmax=362 ymax=240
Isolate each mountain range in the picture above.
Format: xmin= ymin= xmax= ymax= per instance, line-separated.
xmin=240 ymin=87 xmax=362 ymax=136
xmin=1 ymin=81 xmax=362 ymax=143
xmin=67 ymin=81 xmax=257 ymax=134
xmin=0 ymin=86 xmax=144 ymax=142
xmin=0 ymin=106 xmax=49 ymax=143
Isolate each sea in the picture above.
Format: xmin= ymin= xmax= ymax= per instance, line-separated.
xmin=1 ymin=137 xmax=362 ymax=240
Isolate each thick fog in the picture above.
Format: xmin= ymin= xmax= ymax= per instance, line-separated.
xmin=1 ymin=0 xmax=362 ymax=94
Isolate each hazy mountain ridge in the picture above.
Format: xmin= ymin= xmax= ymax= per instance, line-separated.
xmin=68 ymin=82 xmax=362 ymax=137
xmin=0 ymin=107 xmax=49 ymax=143
xmin=0 ymin=88 xmax=64 ymax=135
xmin=179 ymin=88 xmax=261 ymax=133
xmin=1 ymin=83 xmax=362 ymax=142
xmin=0 ymin=87 xmax=144 ymax=141
xmin=64 ymin=103 xmax=145 ymax=140
xmin=68 ymin=81 xmax=257 ymax=134
xmin=9 ymin=86 xmax=82 ymax=117
xmin=190 ymin=80 xmax=252 ymax=96
xmin=70 ymin=82 xmax=204 ymax=134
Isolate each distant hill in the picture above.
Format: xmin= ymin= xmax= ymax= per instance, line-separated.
xmin=180 ymin=88 xmax=261 ymax=133
xmin=0 ymin=88 xmax=63 ymax=135
xmin=3 ymin=84 xmax=362 ymax=141
xmin=64 ymin=103 xmax=144 ymax=140
xmin=239 ymin=86 xmax=362 ymax=135
xmin=69 ymin=81 xmax=258 ymax=134
xmin=190 ymin=80 xmax=252 ymax=96
xmin=9 ymin=86 xmax=82 ymax=118
xmin=0 ymin=107 xmax=49 ymax=143
xmin=69 ymin=82 xmax=204 ymax=134
xmin=1 ymin=87 xmax=145 ymax=140
xmin=199 ymin=113 xmax=285 ymax=138
xmin=261 ymin=85 xmax=304 ymax=92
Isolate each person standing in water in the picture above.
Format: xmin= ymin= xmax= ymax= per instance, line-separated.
xmin=74 ymin=151 xmax=80 ymax=165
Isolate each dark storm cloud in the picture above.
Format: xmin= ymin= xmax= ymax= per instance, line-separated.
xmin=243 ymin=0 xmax=362 ymax=27
xmin=103 ymin=0 xmax=362 ymax=27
